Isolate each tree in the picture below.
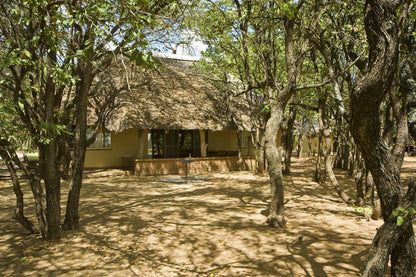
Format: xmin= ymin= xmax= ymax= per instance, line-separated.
xmin=0 ymin=93 xmax=41 ymax=234
xmin=192 ymin=0 xmax=313 ymax=228
xmin=349 ymin=1 xmax=416 ymax=275
xmin=0 ymin=0 xmax=184 ymax=240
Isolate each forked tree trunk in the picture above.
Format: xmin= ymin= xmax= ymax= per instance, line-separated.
xmin=350 ymin=1 xmax=415 ymax=275
xmin=324 ymin=132 xmax=353 ymax=204
xmin=12 ymin=153 xmax=46 ymax=237
xmin=0 ymin=149 xmax=36 ymax=233
xmin=40 ymin=60 xmax=61 ymax=240
xmin=263 ymin=8 xmax=303 ymax=229
xmin=320 ymin=94 xmax=352 ymax=204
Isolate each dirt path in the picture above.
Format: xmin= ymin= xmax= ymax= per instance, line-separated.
xmin=1 ymin=157 xmax=413 ymax=276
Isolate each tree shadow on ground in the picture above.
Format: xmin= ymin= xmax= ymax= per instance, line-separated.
xmin=0 ymin=157 xmax=398 ymax=276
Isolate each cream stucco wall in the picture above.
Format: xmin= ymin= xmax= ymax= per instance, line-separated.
xmin=86 ymin=129 xmax=254 ymax=168
xmin=207 ymin=130 xmax=253 ymax=156
xmin=85 ymin=128 xmax=139 ymax=168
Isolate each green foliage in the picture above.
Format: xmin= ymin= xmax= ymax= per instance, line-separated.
xmin=37 ymin=123 xmax=69 ymax=145
xmin=0 ymin=0 xmax=180 ymax=149
xmin=280 ymin=1 xmax=298 ymax=18
xmin=397 ymin=216 xmax=404 ymax=226
xmin=392 ymin=206 xmax=416 ymax=227
xmin=190 ymin=0 xmax=292 ymax=101
xmin=0 ymin=93 xmax=31 ymax=151
xmin=130 ymin=50 xmax=154 ymax=67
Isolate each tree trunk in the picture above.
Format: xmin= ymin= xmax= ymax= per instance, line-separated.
xmin=366 ymin=172 xmax=382 ymax=220
xmin=40 ymin=58 xmax=61 ymax=240
xmin=63 ymin=65 xmax=92 ymax=230
xmin=57 ymin=132 xmax=71 ymax=181
xmin=390 ymin=226 xmax=416 ymax=276
xmin=12 ymin=154 xmax=47 ymax=237
xmin=350 ymin=1 xmax=415 ymax=275
xmin=342 ymin=133 xmax=350 ymax=171
xmin=354 ymin=153 xmax=366 ymax=206
xmin=263 ymin=5 xmax=301 ymax=229
xmin=296 ymin=132 xmax=304 ymax=158
xmin=0 ymin=149 xmax=36 ymax=233
xmin=363 ymin=180 xmax=416 ymax=276
xmin=282 ymin=105 xmax=296 ymax=175
xmin=348 ymin=137 xmax=355 ymax=177
xmin=324 ymin=139 xmax=353 ymax=204
xmin=236 ymin=130 xmax=245 ymax=170
xmin=40 ymin=142 xmax=61 ymax=241
xmin=333 ymin=127 xmax=345 ymax=169
xmin=253 ymin=129 xmax=265 ymax=173
xmin=320 ymin=94 xmax=352 ymax=204
xmin=314 ymin=98 xmax=326 ymax=184
xmin=371 ymin=197 xmax=382 ymax=221
xmin=265 ymin=104 xmax=286 ymax=229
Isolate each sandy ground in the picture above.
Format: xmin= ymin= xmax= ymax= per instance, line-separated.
xmin=1 ymin=157 xmax=414 ymax=276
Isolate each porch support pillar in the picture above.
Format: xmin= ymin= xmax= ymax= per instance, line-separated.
xmin=199 ymin=130 xmax=207 ymax=157
xmin=137 ymin=129 xmax=148 ymax=159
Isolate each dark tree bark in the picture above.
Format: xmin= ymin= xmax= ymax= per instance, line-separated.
xmin=354 ymin=152 xmax=366 ymax=206
xmin=40 ymin=141 xmax=61 ymax=241
xmin=63 ymin=55 xmax=94 ymax=230
xmin=349 ymin=1 xmax=415 ymax=275
xmin=57 ymin=133 xmax=71 ymax=181
xmin=363 ymin=179 xmax=416 ymax=276
xmin=0 ymin=148 xmax=36 ymax=233
xmin=11 ymin=151 xmax=47 ymax=237
xmin=39 ymin=48 xmax=62 ymax=241
xmin=282 ymin=104 xmax=296 ymax=175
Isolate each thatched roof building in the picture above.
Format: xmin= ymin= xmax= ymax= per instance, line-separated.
xmin=89 ymin=54 xmax=252 ymax=133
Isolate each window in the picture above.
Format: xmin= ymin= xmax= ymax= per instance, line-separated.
xmin=87 ymin=127 xmax=112 ymax=149
xmin=148 ymin=129 xmax=201 ymax=158
xmin=150 ymin=129 xmax=164 ymax=158
xmin=179 ymin=130 xmax=193 ymax=157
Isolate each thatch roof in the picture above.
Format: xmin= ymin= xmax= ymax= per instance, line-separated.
xmin=89 ymin=54 xmax=253 ymax=133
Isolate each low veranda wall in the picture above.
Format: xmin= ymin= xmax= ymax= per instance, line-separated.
xmin=126 ymin=156 xmax=255 ymax=176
